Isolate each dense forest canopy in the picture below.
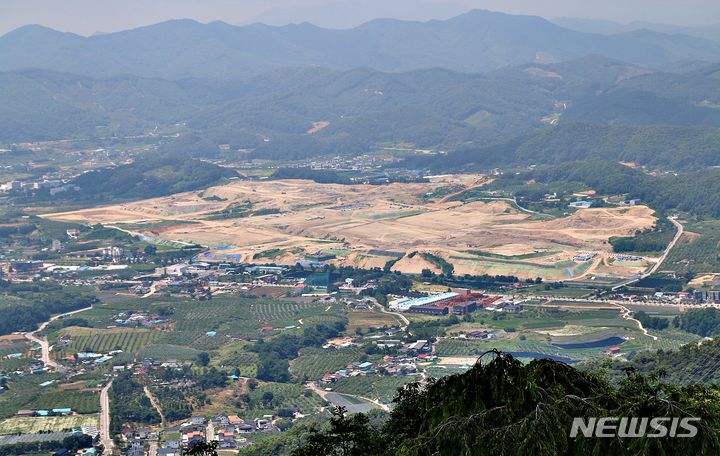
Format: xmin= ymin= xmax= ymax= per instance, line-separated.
xmin=71 ymin=154 xmax=237 ymax=202
xmin=673 ymin=308 xmax=720 ymax=337
xmin=4 ymin=54 xmax=720 ymax=168
xmin=0 ymin=280 xmax=98 ymax=335
xmin=399 ymin=123 xmax=720 ymax=172
xmin=592 ymin=338 xmax=720 ymax=385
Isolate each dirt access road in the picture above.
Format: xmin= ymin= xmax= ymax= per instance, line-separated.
xmin=144 ymin=386 xmax=166 ymax=426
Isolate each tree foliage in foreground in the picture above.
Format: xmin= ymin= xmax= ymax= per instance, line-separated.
xmin=293 ymin=351 xmax=720 ymax=456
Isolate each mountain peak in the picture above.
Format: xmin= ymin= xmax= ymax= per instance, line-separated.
xmin=1 ymin=24 xmax=80 ymax=40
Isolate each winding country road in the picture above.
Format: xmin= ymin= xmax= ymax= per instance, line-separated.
xmin=373 ymin=300 xmax=408 ymax=329
xmin=613 ymin=303 xmax=658 ymax=340
xmin=611 ymin=216 xmax=684 ymax=291
xmin=24 ymin=306 xmax=114 ymax=451
xmin=24 ymin=305 xmax=94 ymax=370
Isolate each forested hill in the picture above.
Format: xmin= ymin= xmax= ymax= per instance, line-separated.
xmin=594 ymin=338 xmax=720 ymax=386
xmin=2 ymin=10 xmax=719 ymax=79
xmin=399 ymin=123 xmax=720 ymax=171
xmin=70 ymin=154 xmax=237 ymax=202
xmin=5 ymin=57 xmax=720 ymax=161
xmin=485 ymin=160 xmax=720 ymax=218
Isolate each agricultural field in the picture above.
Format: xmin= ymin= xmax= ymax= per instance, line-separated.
xmin=0 ymin=374 xmax=66 ymax=419
xmin=664 ymin=219 xmax=720 ymax=275
xmin=45 ymin=294 xmax=350 ymax=368
xmin=250 ymin=299 xmax=341 ymax=328
xmin=206 ymin=382 xmax=326 ymax=419
xmin=346 ymin=310 xmax=398 ymax=333
xmin=62 ymin=292 xmax=339 ymax=340
xmin=290 ymin=346 xmax=365 ymax=381
xmin=213 ymin=342 xmax=259 ymax=378
xmin=138 ymin=344 xmax=205 ymax=362
xmin=0 ymin=415 xmax=98 ymax=435
xmin=433 ymin=303 xmax=698 ymax=365
xmin=43 ymin=176 xmax=656 ymax=281
xmin=242 ymin=382 xmax=327 ymax=418
xmin=53 ymin=327 xmax=161 ymax=357
xmin=28 ymin=390 xmax=101 ymax=415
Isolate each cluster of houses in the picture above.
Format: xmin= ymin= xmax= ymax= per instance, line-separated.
xmin=133 ymin=412 xmax=278 ymax=454
xmin=123 ymin=428 xmax=158 ymax=456
xmin=66 ymin=350 xmax=123 ymax=368
xmin=111 ymin=311 xmax=172 ymax=329
xmin=609 ymin=291 xmax=696 ymax=305
xmin=319 ymin=339 xmax=435 ymax=384
xmin=11 ymin=359 xmax=48 ymax=376
xmin=0 ymin=178 xmax=78 ymax=195
xmin=210 ymin=413 xmax=276 ymax=450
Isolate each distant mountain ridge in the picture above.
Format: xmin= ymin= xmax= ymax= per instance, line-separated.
xmin=1 ymin=9 xmax=719 ymax=79
xmin=553 ymin=17 xmax=720 ymax=42
xmin=3 ymin=55 xmax=720 ymax=153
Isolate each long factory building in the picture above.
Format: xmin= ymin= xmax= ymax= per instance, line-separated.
xmin=389 ymin=292 xmax=460 ymax=311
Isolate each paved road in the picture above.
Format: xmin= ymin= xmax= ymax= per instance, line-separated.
xmin=100 ymin=380 xmax=114 ymax=452
xmin=148 ymin=440 xmax=158 ymax=456
xmin=374 ymin=300 xmax=408 ymax=329
xmin=206 ymin=420 xmax=216 ymax=442
xmin=611 ymin=216 xmax=684 ymax=291
xmin=24 ymin=305 xmax=94 ymax=370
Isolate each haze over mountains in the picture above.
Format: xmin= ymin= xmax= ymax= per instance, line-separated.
xmin=2 ymin=10 xmax=720 ymax=80
xmin=3 ymin=8 xmax=720 ymax=171
xmin=553 ymin=17 xmax=720 ymax=43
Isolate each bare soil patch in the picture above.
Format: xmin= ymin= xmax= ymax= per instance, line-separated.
xmin=43 ymin=176 xmax=655 ymax=280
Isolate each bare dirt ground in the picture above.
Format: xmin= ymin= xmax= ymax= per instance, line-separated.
xmin=43 ymin=176 xmax=656 ymax=280
xmin=347 ymin=311 xmax=398 ymax=332
xmin=307 ymin=121 xmax=330 ymax=134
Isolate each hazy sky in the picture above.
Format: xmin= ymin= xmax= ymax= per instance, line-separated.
xmin=1 ymin=0 xmax=719 ymax=36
